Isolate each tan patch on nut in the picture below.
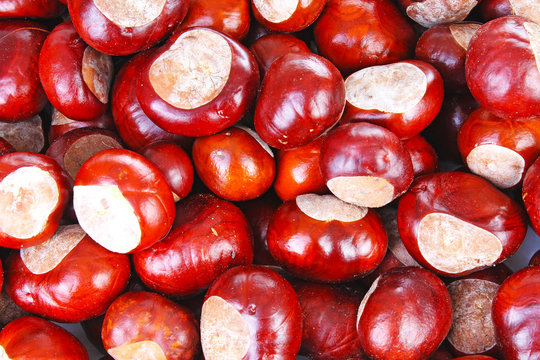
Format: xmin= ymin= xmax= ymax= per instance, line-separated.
xmin=418 ymin=213 xmax=502 ymax=274
xmin=357 ymin=276 xmax=380 ymax=330
xmin=93 ymin=0 xmax=166 ymax=28
xmin=82 ymin=47 xmax=113 ymax=104
xmin=406 ymin=0 xmax=478 ymax=28
xmin=327 ymin=176 xmax=395 ymax=208
xmin=510 ymin=0 xmax=540 ymax=24
xmin=149 ymin=29 xmax=232 ymax=110
xmin=345 ymin=63 xmax=427 ymax=114
xmin=253 ymin=0 xmax=298 ymax=23
xmin=0 ymin=346 xmax=11 ymax=360
xmin=21 ymin=225 xmax=86 ymax=274
xmin=524 ymin=22 xmax=540 ymax=75
xmin=108 ymin=341 xmax=167 ymax=360
xmin=51 ymin=109 xmax=75 ymax=126
xmin=0 ymin=115 xmax=44 ymax=153
xmin=296 ymin=193 xmax=368 ymax=222
xmin=466 ymin=144 xmax=525 ymax=189
xmin=450 ymin=23 xmax=482 ymax=50
xmin=201 ymin=296 xmax=250 ymax=360
xmin=235 ymin=126 xmax=274 ymax=157
xmin=447 ymin=279 xmax=499 ymax=354
xmin=64 ymin=134 xmax=123 ymax=180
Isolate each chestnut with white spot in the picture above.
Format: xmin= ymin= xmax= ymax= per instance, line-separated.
xmin=397 ymin=0 xmax=480 ymax=28
xmin=251 ymin=0 xmax=327 ymax=32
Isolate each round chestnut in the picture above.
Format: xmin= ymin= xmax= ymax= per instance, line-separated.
xmin=251 ymin=0 xmax=326 ymax=32
xmin=403 ymin=135 xmax=439 ymax=177
xmin=49 ymin=109 xmax=116 ymax=144
xmin=0 ymin=0 xmax=64 ymax=18
xmin=396 ymin=0 xmax=480 ymax=28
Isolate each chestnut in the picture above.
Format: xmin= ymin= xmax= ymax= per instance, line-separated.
xmin=396 ymin=0 xmax=480 ymax=28
xmin=133 ymin=194 xmax=253 ymax=297
xmin=267 ymin=193 xmax=388 ymax=282
xmin=0 ymin=0 xmax=65 ymax=18
xmin=357 ymin=267 xmax=452 ymax=360
xmin=4 ymin=224 xmax=130 ymax=322
xmin=254 ymin=52 xmax=345 ymax=149
xmin=200 ymin=265 xmax=302 ymax=359
xmin=69 ymin=0 xmax=189 ymax=55
xmin=403 ymin=135 xmax=439 ymax=177
xmin=0 ymin=316 xmax=88 ymax=359
xmin=49 ymin=109 xmax=116 ymax=144
xmin=102 ymin=291 xmax=200 ymax=359
xmin=523 ymin=157 xmax=540 ymax=235
xmin=39 ymin=21 xmax=114 ymax=121
xmin=0 ymin=115 xmax=45 ymax=154
xmin=397 ymin=172 xmax=527 ymax=277
xmin=0 ymin=138 xmax=15 ymax=156
xmin=320 ymin=122 xmax=414 ymax=208
xmin=136 ymin=27 xmax=260 ymax=137
xmin=480 ymin=0 xmax=539 ymax=24
xmin=313 ymin=0 xmax=416 ymax=75
xmin=251 ymin=0 xmax=326 ymax=32
xmin=465 ymin=16 xmax=540 ymax=120
xmin=192 ymin=126 xmax=275 ymax=201
xmin=492 ymin=265 xmax=540 ymax=359
xmin=73 ymin=148 xmax=175 ymax=254
xmin=530 ymin=249 xmax=540 ymax=266
xmin=341 ymin=60 xmax=444 ymax=139
xmin=457 ymin=108 xmax=540 ymax=189
xmin=0 ymin=152 xmax=70 ymax=249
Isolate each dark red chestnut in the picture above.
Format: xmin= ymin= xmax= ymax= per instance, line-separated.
xmin=5 ymin=224 xmax=130 ymax=322
xmin=492 ymin=266 xmax=540 ymax=359
xmin=313 ymin=0 xmax=416 ymax=75
xmin=466 ymin=16 xmax=540 ymax=120
xmin=403 ymin=135 xmax=439 ymax=177
xmin=397 ymin=172 xmax=527 ymax=276
xmin=69 ymin=0 xmax=189 ymax=55
xmin=530 ymin=249 xmax=540 ymax=266
xmin=523 ymin=157 xmax=540 ymax=235
xmin=341 ymin=60 xmax=444 ymax=139
xmin=200 ymin=265 xmax=302 ymax=359
xmin=0 ymin=138 xmax=14 ymax=156
xmin=0 ymin=115 xmax=45 ymax=154
xmin=396 ymin=0 xmax=480 ymax=28
xmin=481 ymin=0 xmax=539 ymax=24
xmin=136 ymin=27 xmax=259 ymax=137
xmin=0 ymin=0 xmax=64 ymax=18
xmin=251 ymin=0 xmax=326 ymax=32
xmin=73 ymin=148 xmax=175 ymax=254
xmin=192 ymin=126 xmax=275 ymax=201
xmin=320 ymin=122 xmax=414 ymax=208
xmin=0 ymin=152 xmax=70 ymax=248
xmin=102 ymin=291 xmax=200 ymax=359
xmin=357 ymin=267 xmax=452 ymax=360
xmin=452 ymin=356 xmax=497 ymax=360
xmin=49 ymin=109 xmax=116 ymax=144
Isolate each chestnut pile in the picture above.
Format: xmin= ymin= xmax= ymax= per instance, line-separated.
xmin=0 ymin=0 xmax=538 ymax=359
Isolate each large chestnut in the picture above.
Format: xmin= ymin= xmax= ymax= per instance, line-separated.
xmin=200 ymin=265 xmax=302 ymax=359
xmin=523 ymin=157 xmax=540 ymax=235
xmin=251 ymin=0 xmax=326 ymax=32
xmin=396 ymin=0 xmax=480 ymax=28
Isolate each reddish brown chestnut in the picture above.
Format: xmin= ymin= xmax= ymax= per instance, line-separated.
xmin=192 ymin=126 xmax=275 ymax=201
xmin=133 ymin=194 xmax=253 ymax=297
xmin=341 ymin=60 xmax=444 ymax=139
xmin=73 ymin=148 xmax=175 ymax=254
xmin=481 ymin=0 xmax=540 ymax=24
xmin=200 ymin=265 xmax=302 ymax=359
xmin=313 ymin=0 xmax=416 ymax=75
xmin=0 ymin=0 xmax=64 ymax=18
xmin=530 ymin=249 xmax=540 ymax=266
xmin=466 ymin=16 xmax=540 ymax=120
xmin=136 ymin=27 xmax=259 ymax=137
xmin=396 ymin=0 xmax=480 ymax=28
xmin=251 ymin=0 xmax=326 ymax=32
xmin=0 ymin=316 xmax=88 ymax=359
xmin=357 ymin=267 xmax=452 ymax=360
xmin=102 ymin=291 xmax=200 ymax=359
xmin=267 ymin=193 xmax=388 ymax=282
xmin=523 ymin=157 xmax=540 ymax=235
xmin=320 ymin=122 xmax=414 ymax=208
xmin=492 ymin=266 xmax=540 ymax=359
xmin=397 ymin=172 xmax=527 ymax=277
xmin=5 ymin=224 xmax=130 ymax=322
xmin=0 ymin=138 xmax=14 ymax=156
xmin=457 ymin=108 xmax=540 ymax=189
xmin=0 ymin=152 xmax=70 ymax=249
xmin=403 ymin=135 xmax=439 ymax=177
xmin=69 ymin=0 xmax=189 ymax=55
xmin=0 ymin=115 xmax=45 ymax=154
xmin=49 ymin=109 xmax=116 ymax=144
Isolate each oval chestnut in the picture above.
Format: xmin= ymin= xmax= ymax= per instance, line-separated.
xmin=73 ymin=148 xmax=175 ymax=254
xmin=251 ymin=0 xmax=326 ymax=32
xmin=397 ymin=172 xmax=527 ymax=276
xmin=480 ymin=0 xmax=540 ymax=24
xmin=200 ymin=265 xmax=302 ymax=360
xmin=49 ymin=108 xmax=116 ymax=143
xmin=5 ymin=224 xmax=130 ymax=323
xmin=523 ymin=157 xmax=540 ymax=235
xmin=396 ymin=0 xmax=480 ymax=28
xmin=0 ymin=115 xmax=45 ymax=154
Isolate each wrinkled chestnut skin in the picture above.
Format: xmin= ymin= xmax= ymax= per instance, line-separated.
xmin=192 ymin=127 xmax=275 ymax=201
xmin=49 ymin=110 xmax=116 ymax=143
xmin=295 ymin=282 xmax=365 ymax=360
xmin=39 ymin=22 xmax=110 ymax=121
xmin=102 ymin=291 xmax=200 ymax=359
xmin=0 ymin=316 xmax=88 ymax=359
xmin=466 ymin=16 xmax=540 ymax=120
xmin=341 ymin=60 xmax=444 ymax=139
xmin=274 ymin=137 xmax=327 ymax=201
xmin=267 ymin=200 xmax=388 ymax=282
xmin=0 ymin=0 xmax=65 ymax=18
xmin=523 ymin=157 xmax=540 ymax=235
xmin=249 ymin=34 xmax=311 ymax=77
xmin=397 ymin=172 xmax=528 ymax=277
xmin=357 ymin=267 xmax=452 ymax=360
xmin=69 ymin=0 xmax=189 ymax=55
xmin=0 ymin=21 xmax=48 ymax=122
xmin=203 ymin=265 xmax=302 ymax=360
xmin=176 ymin=0 xmax=250 ymax=40
xmin=313 ymin=0 xmax=416 ymax=75
xmin=492 ymin=266 xmax=540 ymax=360
xmin=251 ymin=0 xmax=326 ymax=32
xmin=255 ymin=53 xmax=345 ymax=150
xmin=5 ymin=235 xmax=130 ymax=323
xmin=403 ymin=135 xmax=439 ymax=178
xmin=137 ymin=27 xmax=260 ymax=137
xmin=133 ymin=194 xmax=253 ymax=297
